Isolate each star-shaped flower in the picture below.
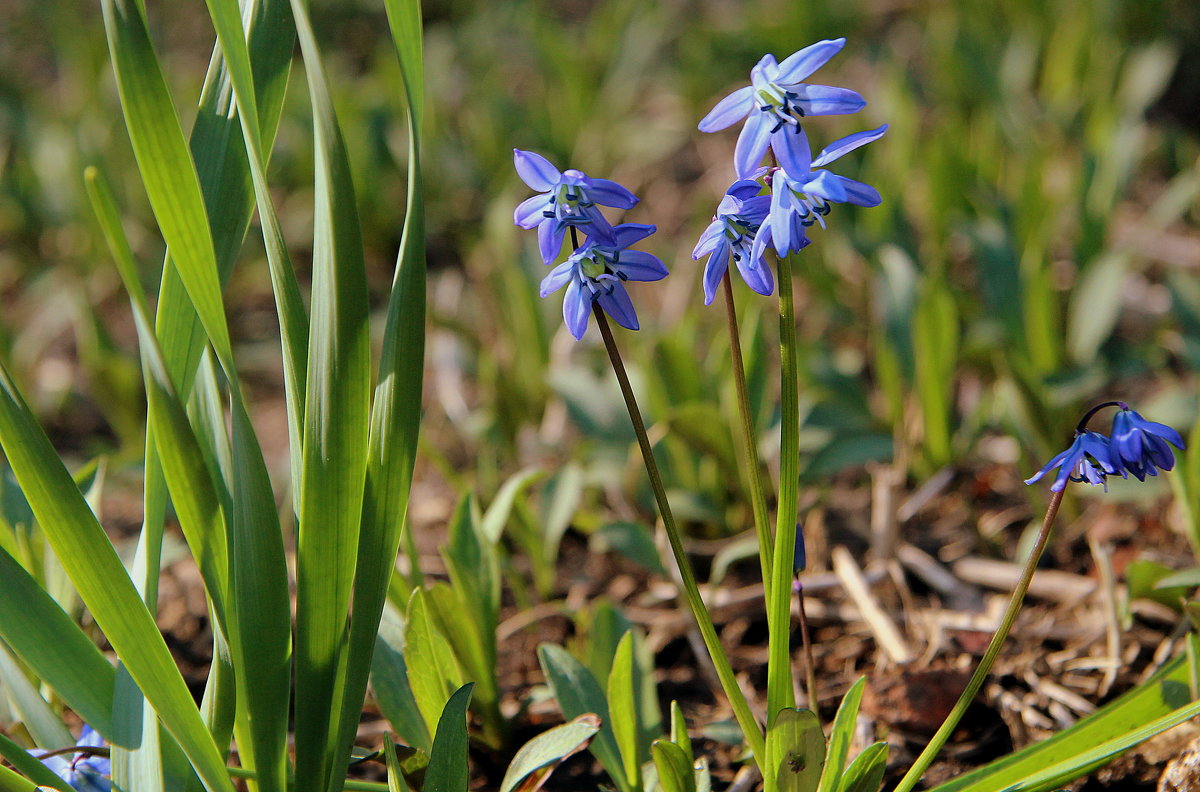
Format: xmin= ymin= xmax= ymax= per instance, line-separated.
xmin=693 ymin=179 xmax=783 ymax=305
xmin=540 ymin=223 xmax=668 ymax=339
xmin=697 ymin=39 xmax=866 ymax=178
xmin=1025 ymin=431 xmax=1119 ymax=492
xmin=513 ymin=149 xmax=638 ymax=264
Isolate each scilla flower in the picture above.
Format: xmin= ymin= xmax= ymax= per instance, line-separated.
xmin=1111 ymin=405 xmax=1186 ymax=480
xmin=697 ymin=39 xmax=866 ymax=178
xmin=693 ymin=179 xmax=783 ymax=305
xmin=1025 ymin=431 xmax=1118 ymax=492
xmin=513 ymin=149 xmax=638 ymax=265
xmin=31 ymin=725 xmax=111 ymax=792
xmin=540 ymin=223 xmax=668 ymax=340
xmin=760 ymin=124 xmax=886 ymax=258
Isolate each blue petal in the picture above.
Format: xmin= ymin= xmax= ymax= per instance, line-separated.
xmin=791 ymin=84 xmax=867 ymax=116
xmin=698 ymin=85 xmax=755 ymax=132
xmin=834 ymin=175 xmax=882 ymax=207
xmin=612 ymin=223 xmax=657 ymax=249
xmin=580 ymin=210 xmax=617 ymax=246
xmin=727 ymin=179 xmax=764 ymax=202
xmin=514 ymin=194 xmax=549 ymax=228
xmin=1024 ymin=443 xmax=1076 ymax=487
xmin=737 ymin=244 xmax=775 ymax=296
xmin=812 ymin=124 xmax=889 ymax=167
xmin=513 ymin=149 xmax=561 ymax=191
xmin=750 ymin=53 xmax=779 ymax=88
xmin=693 ymin=221 xmax=725 ymax=259
xmin=734 ymin=114 xmax=773 ymax=179
xmin=540 ymin=261 xmax=575 ymax=297
xmin=616 ymin=250 xmax=668 ymax=281
xmin=702 ymin=242 xmax=730 ymax=305
xmin=739 ymin=194 xmax=773 ymax=224
xmin=539 ymin=221 xmax=564 ymax=265
xmin=801 ymin=169 xmax=848 ymax=203
xmin=70 ymin=769 xmax=113 ymax=792
xmin=775 ymin=38 xmax=847 ymax=85
xmin=563 ymin=279 xmax=592 ymax=340
xmin=771 ymin=125 xmax=813 ymax=178
xmin=599 ymin=283 xmax=640 ymax=330
xmin=586 ymin=178 xmax=640 ymax=209
xmin=1129 ymin=411 xmax=1186 ymax=450
xmin=769 ymin=178 xmax=794 ymax=255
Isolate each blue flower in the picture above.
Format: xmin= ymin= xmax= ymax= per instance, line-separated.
xmin=1025 ymin=431 xmax=1119 ymax=492
xmin=540 ymin=223 xmax=668 ymax=340
xmin=697 ymin=39 xmax=866 ymax=178
xmin=693 ymin=179 xmax=783 ymax=305
xmin=1111 ymin=406 xmax=1186 ymax=481
xmin=759 ymin=125 xmax=886 ymax=258
xmin=31 ymin=725 xmax=111 ymax=792
xmin=513 ymin=149 xmax=639 ymax=264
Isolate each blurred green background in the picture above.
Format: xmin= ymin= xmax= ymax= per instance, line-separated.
xmin=2 ymin=0 xmax=1199 ymax=545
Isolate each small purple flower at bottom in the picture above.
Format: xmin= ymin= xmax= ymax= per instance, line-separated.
xmin=693 ymin=179 xmax=782 ymax=305
xmin=513 ymin=149 xmax=638 ymax=265
xmin=1025 ymin=430 xmax=1119 ymax=492
xmin=1111 ymin=406 xmax=1186 ymax=480
xmin=31 ymin=725 xmax=111 ymax=792
xmin=540 ymin=223 xmax=668 ymax=340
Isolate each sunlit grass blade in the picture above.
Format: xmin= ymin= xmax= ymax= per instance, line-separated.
xmin=288 ymin=3 xmax=373 ymax=788
xmin=0 ymin=731 xmax=70 ymax=791
xmin=0 ymin=548 xmax=116 ymax=741
xmin=0 ymin=363 xmax=234 ymax=792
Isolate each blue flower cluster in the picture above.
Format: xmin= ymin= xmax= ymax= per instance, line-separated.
xmin=694 ymin=38 xmax=885 ymax=304
xmin=513 ymin=149 xmax=665 ymax=340
xmin=1025 ymin=405 xmax=1186 ymax=492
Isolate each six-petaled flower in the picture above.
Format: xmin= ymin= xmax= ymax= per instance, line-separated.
xmin=513 ymin=149 xmax=639 ymax=265
xmin=693 ymin=179 xmax=782 ymax=305
xmin=1111 ymin=405 xmax=1186 ymax=481
xmin=540 ymin=223 xmax=668 ymax=340
xmin=697 ymin=39 xmax=866 ymax=178
xmin=1024 ymin=430 xmax=1118 ymax=492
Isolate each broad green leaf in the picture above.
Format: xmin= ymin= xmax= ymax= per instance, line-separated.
xmin=0 ymin=361 xmax=233 ymax=792
xmin=0 ymin=763 xmax=38 ymax=792
xmin=607 ymin=631 xmax=641 ymax=791
xmin=499 ymin=713 xmax=601 ymax=792
xmin=405 ymin=589 xmax=462 ymax=739
xmin=593 ymin=522 xmax=665 ymax=574
xmin=767 ymin=708 xmax=825 ymax=792
xmin=819 ymin=677 xmax=867 ymax=792
xmin=579 ymin=599 xmax=633 ymax=684
xmin=651 ymin=740 xmax=695 ymax=792
xmin=537 ymin=643 xmax=630 ymax=792
xmin=481 ymin=467 xmax=545 ymax=544
xmin=427 ymin=582 xmax=499 ymax=734
xmin=1157 ymin=567 xmax=1200 ymax=589
xmin=425 ymin=684 xmax=474 ymax=792
xmin=372 ymin=603 xmax=432 ymax=753
xmin=0 ymin=547 xmax=115 ymax=740
xmin=670 ymin=701 xmax=692 ymax=759
xmin=838 ymin=742 xmax=888 ymax=792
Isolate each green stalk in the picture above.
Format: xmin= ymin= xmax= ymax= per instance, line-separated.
xmin=722 ymin=271 xmax=775 ymax=606
xmin=593 ymin=305 xmax=767 ymax=767
xmin=767 ymin=256 xmax=799 ymax=718
xmin=892 ymin=487 xmax=1065 ymax=792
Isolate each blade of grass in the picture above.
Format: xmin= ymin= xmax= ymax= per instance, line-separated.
xmin=288 ymin=3 xmax=373 ymax=788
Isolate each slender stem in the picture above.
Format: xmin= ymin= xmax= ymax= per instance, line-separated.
xmin=722 ymin=270 xmax=775 ymax=606
xmin=795 ymin=582 xmax=819 ymax=711
xmin=593 ymin=304 xmax=767 ymax=766
xmin=767 ymin=256 xmax=800 ymax=718
xmin=892 ymin=487 xmax=1066 ymax=792
xmin=1076 ymin=401 xmax=1124 ymax=433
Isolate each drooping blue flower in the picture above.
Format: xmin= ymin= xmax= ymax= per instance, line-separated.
xmin=513 ymin=149 xmax=638 ymax=265
xmin=697 ymin=39 xmax=867 ymax=178
xmin=540 ymin=223 xmax=668 ymax=340
xmin=30 ymin=725 xmax=112 ymax=792
xmin=1024 ymin=431 xmax=1119 ymax=492
xmin=1110 ymin=406 xmax=1186 ymax=481
xmin=758 ymin=124 xmax=887 ymax=258
xmin=693 ymin=179 xmax=784 ymax=305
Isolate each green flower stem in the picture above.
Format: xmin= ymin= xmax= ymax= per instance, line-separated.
xmin=767 ymin=256 xmax=800 ymax=718
xmin=722 ymin=270 xmax=775 ymax=607
xmin=593 ymin=304 xmax=767 ymax=768
xmin=796 ymin=583 xmax=819 ymax=711
xmin=892 ymin=487 xmax=1066 ymax=792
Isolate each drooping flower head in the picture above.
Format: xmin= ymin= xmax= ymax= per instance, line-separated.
xmin=1024 ymin=430 xmax=1118 ymax=492
xmin=697 ymin=39 xmax=866 ymax=178
xmin=513 ymin=149 xmax=638 ymax=265
xmin=1111 ymin=405 xmax=1186 ymax=481
xmin=540 ymin=223 xmax=668 ymax=340
xmin=760 ymin=124 xmax=887 ymax=258
xmin=693 ymin=179 xmax=783 ymax=305
xmin=31 ymin=725 xmax=112 ymax=792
